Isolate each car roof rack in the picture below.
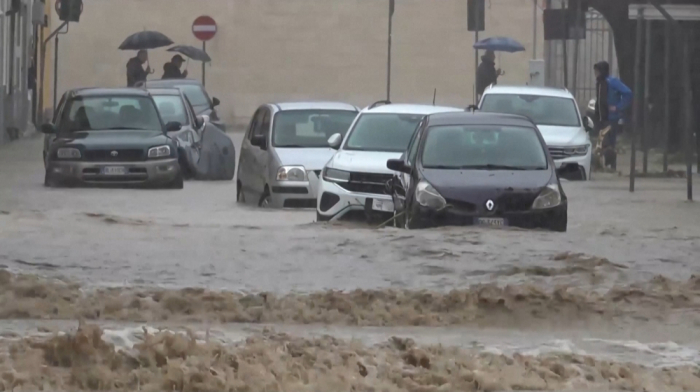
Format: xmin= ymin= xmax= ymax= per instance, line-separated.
xmin=368 ymin=100 xmax=391 ymax=109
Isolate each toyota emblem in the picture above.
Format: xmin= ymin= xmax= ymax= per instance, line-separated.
xmin=485 ymin=200 xmax=495 ymax=211
xmin=110 ymin=150 xmax=118 ymax=157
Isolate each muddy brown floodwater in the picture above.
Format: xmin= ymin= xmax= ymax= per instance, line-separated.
xmin=1 ymin=135 xmax=700 ymax=391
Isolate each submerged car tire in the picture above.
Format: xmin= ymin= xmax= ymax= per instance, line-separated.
xmin=259 ymin=188 xmax=271 ymax=208
xmin=550 ymin=211 xmax=568 ymax=232
xmin=44 ymin=171 xmax=61 ymax=188
xmin=167 ymin=175 xmax=184 ymax=190
xmin=236 ymin=181 xmax=246 ymax=203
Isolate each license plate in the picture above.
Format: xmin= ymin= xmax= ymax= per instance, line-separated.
xmin=102 ymin=166 xmax=127 ymax=175
xmin=372 ymin=199 xmax=394 ymax=212
xmin=475 ymin=217 xmax=506 ymax=227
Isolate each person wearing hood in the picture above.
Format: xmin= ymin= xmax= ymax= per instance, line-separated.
xmin=594 ymin=61 xmax=632 ymax=169
xmin=476 ymin=50 xmax=503 ymax=101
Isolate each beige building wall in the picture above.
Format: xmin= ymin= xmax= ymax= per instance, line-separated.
xmin=54 ymin=0 xmax=544 ymax=126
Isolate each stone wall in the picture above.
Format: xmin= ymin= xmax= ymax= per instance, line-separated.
xmin=54 ymin=0 xmax=543 ymax=126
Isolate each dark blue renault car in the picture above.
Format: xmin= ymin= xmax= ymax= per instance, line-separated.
xmin=386 ymin=111 xmax=567 ymax=232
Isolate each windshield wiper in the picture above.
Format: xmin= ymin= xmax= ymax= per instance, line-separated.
xmin=98 ymin=127 xmax=151 ymax=131
xmin=460 ymin=164 xmax=531 ymax=170
xmin=424 ymin=165 xmax=462 ymax=169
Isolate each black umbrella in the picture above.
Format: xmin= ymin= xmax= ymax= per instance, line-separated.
xmin=118 ymin=31 xmax=173 ymax=50
xmin=167 ymin=45 xmax=211 ymax=62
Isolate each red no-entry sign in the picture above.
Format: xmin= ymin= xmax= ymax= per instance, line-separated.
xmin=192 ymin=16 xmax=217 ymax=41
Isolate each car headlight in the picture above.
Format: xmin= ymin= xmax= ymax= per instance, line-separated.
xmin=277 ymin=166 xmax=306 ymax=181
xmin=532 ymin=184 xmax=561 ymax=209
xmin=56 ymin=147 xmax=81 ymax=159
xmin=322 ymin=167 xmax=350 ymax=183
xmin=148 ymin=145 xmax=171 ymax=159
xmin=567 ymin=145 xmax=589 ymax=156
xmin=415 ymin=180 xmax=447 ymax=210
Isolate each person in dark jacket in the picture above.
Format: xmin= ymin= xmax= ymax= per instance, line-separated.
xmin=476 ymin=50 xmax=503 ymax=100
xmin=163 ymin=55 xmax=188 ymax=79
xmin=594 ymin=61 xmax=632 ymax=169
xmin=126 ymin=50 xmax=151 ymax=87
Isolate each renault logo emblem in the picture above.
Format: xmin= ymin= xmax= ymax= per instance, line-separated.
xmin=485 ymin=200 xmax=495 ymax=211
xmin=110 ymin=151 xmax=118 ymax=157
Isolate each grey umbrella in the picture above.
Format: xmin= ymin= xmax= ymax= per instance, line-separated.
xmin=167 ymin=45 xmax=211 ymax=62
xmin=118 ymin=31 xmax=174 ymax=50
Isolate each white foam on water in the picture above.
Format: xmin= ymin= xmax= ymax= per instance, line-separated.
xmin=584 ymin=338 xmax=700 ymax=368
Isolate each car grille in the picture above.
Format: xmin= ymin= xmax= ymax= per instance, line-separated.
xmin=337 ymin=172 xmax=392 ymax=195
xmin=548 ymin=146 xmax=580 ymax=160
xmin=497 ymin=194 xmax=536 ymax=212
xmin=83 ymin=149 xmax=145 ymax=162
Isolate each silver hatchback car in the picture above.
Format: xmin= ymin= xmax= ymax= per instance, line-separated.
xmin=237 ymin=102 xmax=359 ymax=208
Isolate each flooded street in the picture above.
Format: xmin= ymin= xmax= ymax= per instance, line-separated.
xmin=1 ymin=133 xmax=700 ymax=391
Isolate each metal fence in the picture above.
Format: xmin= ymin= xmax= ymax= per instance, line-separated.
xmin=545 ymin=8 xmax=618 ymax=109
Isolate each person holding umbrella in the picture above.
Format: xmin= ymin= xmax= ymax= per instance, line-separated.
xmin=163 ymin=55 xmax=188 ymax=79
xmin=476 ymin=50 xmax=504 ymax=100
xmin=119 ymin=30 xmax=174 ymax=86
xmin=126 ymin=50 xmax=151 ymax=87
xmin=473 ymin=37 xmax=523 ymax=101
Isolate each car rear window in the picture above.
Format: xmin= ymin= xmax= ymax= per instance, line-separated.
xmin=421 ymin=125 xmax=548 ymax=170
xmin=272 ymin=110 xmax=357 ymax=148
xmin=176 ymin=85 xmax=210 ymax=108
xmin=480 ymin=94 xmax=581 ymax=127
xmin=343 ymin=113 xmax=424 ymax=152
xmin=153 ymin=95 xmax=189 ymax=125
xmin=59 ymin=96 xmax=162 ymax=132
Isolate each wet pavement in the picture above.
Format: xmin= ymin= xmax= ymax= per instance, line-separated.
xmin=1 ymin=133 xmax=700 ymax=390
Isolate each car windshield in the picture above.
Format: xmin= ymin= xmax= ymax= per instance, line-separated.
xmin=59 ymin=96 xmax=162 ymax=132
xmin=421 ymin=125 xmax=548 ymax=170
xmin=344 ymin=113 xmax=425 ymax=152
xmin=153 ymin=95 xmax=189 ymax=125
xmin=480 ymin=94 xmax=581 ymax=127
xmin=272 ymin=110 xmax=358 ymax=148
xmin=176 ymin=84 xmax=210 ymax=108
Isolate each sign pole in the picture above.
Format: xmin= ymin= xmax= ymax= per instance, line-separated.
xmin=202 ymin=41 xmax=206 ymax=86
xmin=386 ymin=0 xmax=394 ymax=101
xmin=192 ymin=15 xmax=217 ymax=87
xmin=474 ymin=0 xmax=480 ymax=104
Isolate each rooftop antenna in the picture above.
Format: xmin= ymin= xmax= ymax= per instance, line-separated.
xmin=432 ymin=88 xmax=437 ymax=105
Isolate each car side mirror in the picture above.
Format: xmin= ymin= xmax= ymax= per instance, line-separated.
xmin=195 ymin=115 xmax=209 ymax=129
xmin=251 ymin=134 xmax=266 ymax=149
xmin=40 ymin=123 xmax=56 ymax=134
xmin=165 ymin=121 xmax=182 ymax=132
xmin=328 ymin=133 xmax=342 ymax=149
xmin=387 ymin=159 xmax=411 ymax=174
xmin=212 ymin=97 xmax=220 ymax=107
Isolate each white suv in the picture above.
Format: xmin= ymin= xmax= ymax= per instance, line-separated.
xmin=316 ymin=102 xmax=462 ymax=222
xmin=479 ymin=85 xmax=592 ymax=180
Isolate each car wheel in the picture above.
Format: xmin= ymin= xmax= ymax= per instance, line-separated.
xmin=236 ymin=181 xmax=245 ymax=203
xmin=44 ymin=171 xmax=60 ymax=188
xmin=167 ymin=175 xmax=184 ymax=190
xmin=259 ymin=187 xmax=271 ymax=208
xmin=316 ymin=211 xmax=331 ymax=222
xmin=550 ymin=212 xmax=568 ymax=232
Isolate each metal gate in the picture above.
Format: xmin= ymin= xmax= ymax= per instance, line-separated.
xmin=545 ymin=5 xmax=618 ymax=109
